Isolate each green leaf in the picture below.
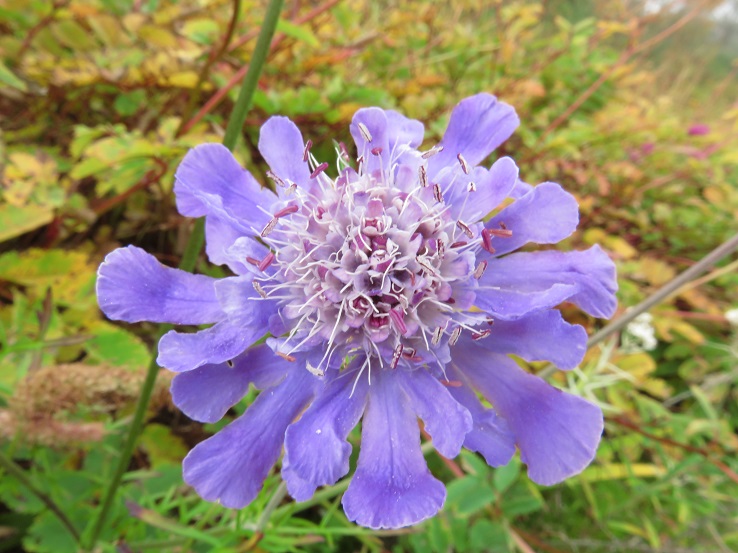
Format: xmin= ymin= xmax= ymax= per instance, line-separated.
xmin=0 ymin=61 xmax=27 ymax=92
xmin=85 ymin=322 xmax=150 ymax=369
xmin=493 ymin=458 xmax=520 ymax=493
xmin=470 ymin=520 xmax=510 ymax=553
xmin=139 ymin=423 xmax=188 ymax=467
xmin=276 ymin=20 xmax=319 ymax=47
xmin=0 ymin=205 xmax=53 ymax=243
xmin=446 ymin=476 xmax=496 ymax=515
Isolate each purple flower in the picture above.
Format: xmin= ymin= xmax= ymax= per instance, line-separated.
xmin=687 ymin=123 xmax=710 ymax=136
xmin=97 ymin=94 xmax=617 ymax=529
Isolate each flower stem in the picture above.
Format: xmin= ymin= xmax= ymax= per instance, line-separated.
xmin=0 ymin=451 xmax=81 ymax=543
xmin=539 ymin=232 xmax=738 ymax=379
xmin=82 ymin=0 xmax=286 ymax=549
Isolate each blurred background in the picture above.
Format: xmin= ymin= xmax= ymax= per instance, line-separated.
xmin=1 ymin=0 xmax=737 ymax=551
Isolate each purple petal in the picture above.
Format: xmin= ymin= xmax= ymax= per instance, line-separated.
xmin=204 ymin=216 xmax=249 ymax=274
xmin=174 ymin=143 xmax=274 ymax=233
xmin=480 ymin=246 xmax=618 ymax=319
xmin=454 ymin=156 xmax=518 ymax=223
xmin=182 ymin=369 xmax=316 ymax=508
xmin=476 ymin=310 xmax=587 ymax=370
xmin=474 ymin=282 xmax=579 ymax=321
xmin=342 ymin=369 xmax=445 ymax=529
xmin=445 ymin=365 xmax=516 ymax=467
xmin=453 ymin=345 xmax=604 ymax=486
xmin=428 ymin=93 xmax=519 ymax=177
xmin=283 ymin=369 xmax=369 ymax=501
xmin=214 ymin=275 xmax=276 ymax=326
xmin=485 ymin=182 xmax=579 ymax=256
xmin=97 ymin=246 xmax=222 ymax=325
xmin=170 ymin=344 xmax=292 ymax=423
xmin=258 ymin=116 xmax=311 ymax=185
xmin=399 ymin=369 xmax=472 ymax=458
xmin=350 ymin=108 xmax=424 ymax=175
xmin=157 ymin=321 xmax=254 ymax=373
xmin=509 ymin=178 xmax=533 ymax=199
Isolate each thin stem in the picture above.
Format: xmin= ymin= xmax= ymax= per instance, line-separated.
xmin=223 ymin=0 xmax=285 ymax=150
xmin=539 ymin=232 xmax=738 ymax=379
xmin=83 ymin=1 xmax=286 ymax=549
xmin=257 ymin=481 xmax=288 ymax=530
xmin=0 ymin=451 xmax=81 ymax=543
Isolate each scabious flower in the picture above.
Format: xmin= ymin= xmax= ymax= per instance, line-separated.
xmin=96 ymin=94 xmax=617 ymax=529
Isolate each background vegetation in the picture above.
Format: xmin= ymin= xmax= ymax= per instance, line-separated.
xmin=1 ymin=0 xmax=737 ymax=551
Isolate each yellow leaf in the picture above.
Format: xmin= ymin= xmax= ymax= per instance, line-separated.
xmin=581 ymin=463 xmax=665 ymax=482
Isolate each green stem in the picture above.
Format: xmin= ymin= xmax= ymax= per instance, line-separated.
xmin=0 ymin=451 xmax=81 ymax=543
xmin=83 ymin=1 xmax=286 ymax=549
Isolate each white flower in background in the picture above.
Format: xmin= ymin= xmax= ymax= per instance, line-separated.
xmin=725 ymin=308 xmax=738 ymax=327
xmin=621 ymin=313 xmax=658 ymax=353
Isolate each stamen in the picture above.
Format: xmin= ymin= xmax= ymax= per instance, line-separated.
xmin=389 ymin=308 xmax=407 ymax=335
xmin=433 ymin=183 xmax=443 ymax=203
xmin=253 ymin=281 xmax=267 ymax=298
xmin=306 ymin=361 xmax=325 ymax=376
xmin=457 ymin=153 xmax=469 ymax=174
xmin=303 ymin=139 xmax=313 ymax=162
xmin=473 ymin=260 xmax=488 ymax=279
xmin=418 ymin=165 xmax=428 ymax=187
xmin=467 ymin=181 xmax=476 ymax=192
xmin=456 ymin=220 xmax=474 ymax=238
xmin=245 ymin=256 xmax=260 ymax=266
xmin=371 ymin=147 xmax=383 ymax=156
xmin=266 ymin=170 xmax=286 ymax=188
xmin=390 ymin=343 xmax=404 ymax=369
xmin=422 ymin=145 xmax=444 ymax=159
xmin=274 ymin=205 xmax=299 ymax=218
xmin=277 ymin=352 xmax=296 ymax=362
xmin=260 ymin=217 xmax=278 ymax=237
xmin=487 ymin=227 xmax=513 ymax=238
xmin=450 ymin=240 xmax=467 ymax=248
xmin=448 ymin=326 xmax=462 ymax=346
xmin=258 ymin=252 xmax=275 ymax=271
xmin=472 ymin=329 xmax=491 ymax=340
xmin=440 ymin=380 xmax=463 ymax=388
xmin=310 ymin=162 xmax=329 ymax=179
xmin=431 ymin=326 xmax=444 ymax=346
xmin=357 ymin=122 xmax=373 ymax=142
xmin=481 ymin=228 xmax=496 ymax=254
xmin=436 ymin=238 xmax=445 ymax=258
xmin=339 ymin=141 xmax=350 ymax=160
xmin=357 ymin=154 xmax=364 ymax=166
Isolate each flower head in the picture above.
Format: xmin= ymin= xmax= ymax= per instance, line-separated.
xmin=97 ymin=94 xmax=617 ymax=529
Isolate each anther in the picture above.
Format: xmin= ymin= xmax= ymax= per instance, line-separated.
xmin=449 ymin=326 xmax=462 ymax=346
xmin=456 ymin=220 xmax=473 ymax=239
xmin=436 ymin=238 xmax=445 ymax=258
xmin=431 ymin=326 xmax=444 ymax=346
xmin=472 ymin=329 xmax=491 ymax=341
xmin=258 ymin=252 xmax=275 ymax=272
xmin=266 ymin=170 xmax=286 ymax=188
xmin=450 ymin=240 xmax=467 ymax=248
xmin=226 ymin=359 xmax=234 ymax=368
xmin=418 ymin=165 xmax=428 ymax=187
xmin=487 ymin=227 xmax=513 ymax=238
xmin=486 ymin=317 xmax=495 ymax=325
xmin=390 ymin=343 xmax=404 ymax=369
xmin=389 ymin=308 xmax=407 ymax=335
xmin=245 ymin=256 xmax=260 ymax=266
xmin=467 ymin=181 xmax=476 ymax=192
xmin=306 ymin=361 xmax=325 ymax=376
xmin=273 ymin=204 xmax=299 ymax=218
xmin=440 ymin=380 xmax=463 ymax=388
xmin=473 ymin=260 xmax=488 ymax=279
xmin=277 ymin=352 xmax=296 ymax=362
xmin=371 ymin=147 xmax=383 ymax=156
xmin=303 ymin=139 xmax=313 ymax=162
xmin=310 ymin=162 xmax=329 ymax=179
xmin=433 ymin=183 xmax=443 ymax=203
xmin=481 ymin=228 xmax=496 ymax=254
xmin=260 ymin=217 xmax=278 ymax=237
xmin=252 ymin=281 xmax=267 ymax=298
xmin=357 ymin=122 xmax=373 ymax=142
xmin=457 ymin=153 xmax=469 ymax=174
xmin=422 ymin=145 xmax=444 ymax=159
